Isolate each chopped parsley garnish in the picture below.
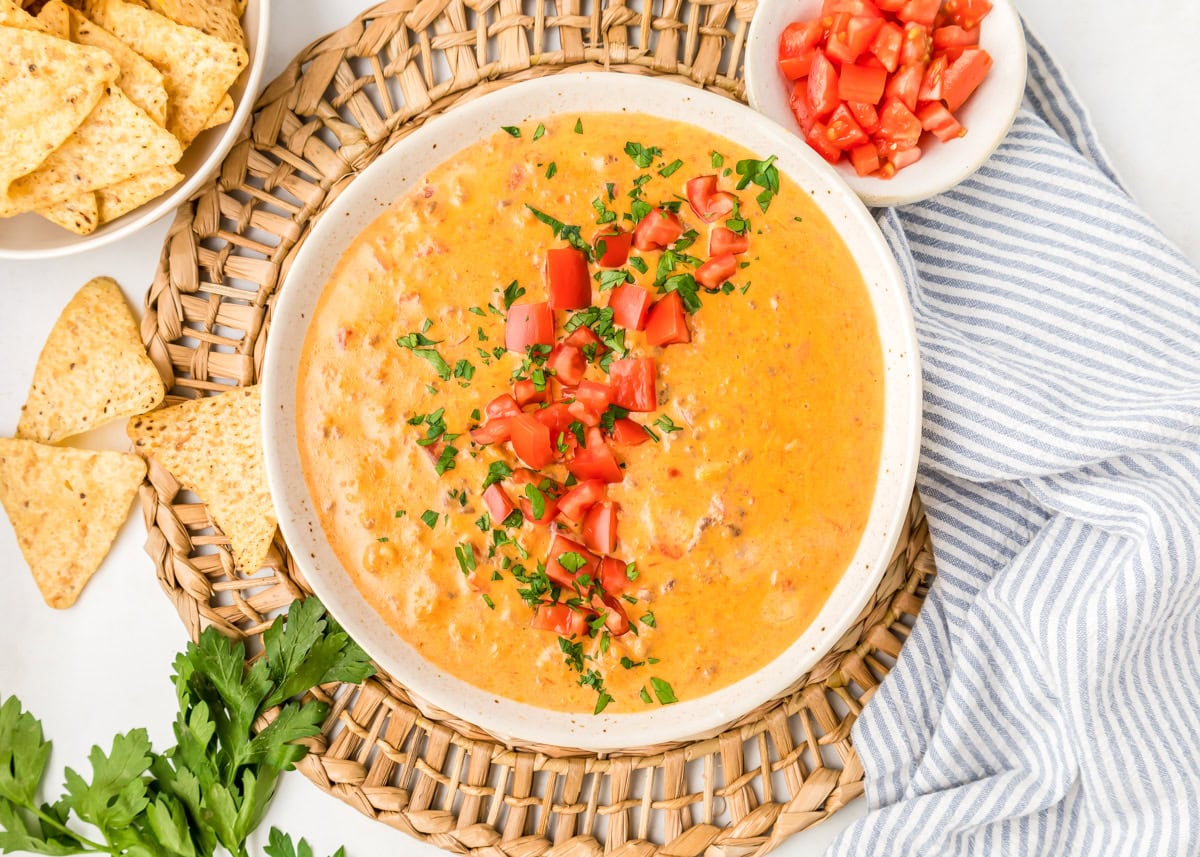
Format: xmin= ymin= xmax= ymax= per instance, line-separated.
xmin=574 ymin=118 xmax=583 ymax=134
xmin=501 ymin=125 xmax=521 ymax=137
xmin=475 ymin=514 xmax=491 ymax=532
xmin=483 ymin=461 xmax=513 ymax=489
xmin=502 ymin=280 xmax=526 ymax=309
xmin=482 ymin=594 xmax=496 ymax=610
xmin=640 ymin=611 xmax=657 ymax=628
xmin=624 ymin=141 xmax=662 ymax=169
xmin=626 ymin=562 xmax=639 ymax=580
xmin=397 ymin=331 xmax=452 ymax=380
xmin=627 ymin=255 xmax=648 ymax=274
xmin=396 ymin=331 xmax=440 ymax=348
xmin=545 ymin=162 xmax=557 ymax=179
xmin=469 ymin=305 xmax=487 ymax=316
xmin=658 ymin=272 xmax=703 ymax=313
xmin=650 ymin=677 xmax=676 ymax=704
xmin=395 ymin=509 xmax=406 ymax=518
xmin=533 ymin=122 xmax=546 ymax=140
xmin=639 ymin=686 xmax=653 ymax=704
xmin=653 ymin=414 xmax=682 ymax=434
xmin=592 ymin=198 xmax=617 ymax=224
xmin=606 ymin=182 xmax=616 ymax=200
xmin=409 ymin=408 xmax=454 ymax=447
xmin=453 ymin=359 xmax=475 ymax=382
xmin=377 ymin=536 xmax=389 ymax=543
xmin=567 ymin=420 xmax=587 ymax=446
xmin=434 ymin=445 xmax=458 ymax=475
xmin=596 ymin=269 xmax=632 ymax=292
xmin=524 ymin=205 xmax=591 ymax=257
xmin=454 ymin=542 xmax=477 ymax=575
xmin=600 ymin=404 xmax=630 ymax=432
xmin=735 ymin=155 xmax=780 ymax=213
xmin=594 ymin=692 xmax=614 ymax=715
xmin=558 ymin=636 xmax=585 ymax=671
xmin=711 ymin=151 xmax=725 ymax=168
xmin=620 ymin=657 xmax=644 ymax=669
xmin=558 ymin=551 xmax=588 ymax=574
xmin=524 ymin=483 xmax=547 ymax=520
xmin=658 ymin=159 xmax=684 ymax=177
xmin=420 ymin=510 xmax=439 ymax=529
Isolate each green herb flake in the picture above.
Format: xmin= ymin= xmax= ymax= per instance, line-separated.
xmin=454 ymin=542 xmax=477 ymax=575
xmin=626 ymin=562 xmax=639 ymax=581
xmin=639 ymin=686 xmax=653 ymax=704
xmin=650 ymin=677 xmax=677 ymax=704
xmin=533 ymin=122 xmax=546 ymax=141
xmin=711 ymin=151 xmax=725 ymax=168
xmin=482 ymin=594 xmax=496 ymax=610
xmin=653 ymin=414 xmax=682 ymax=434
xmin=501 ymin=125 xmax=521 ymax=137
xmin=524 ymin=483 xmax=547 ymax=520
xmin=593 ymin=692 xmax=614 ymax=715
xmin=395 ymin=509 xmax=406 ymax=518
xmin=624 ymin=141 xmax=663 ymax=169
xmin=483 ymin=461 xmax=513 ymax=490
xmin=545 ymin=161 xmax=558 ymax=179
xmin=628 ymin=255 xmax=648 ymax=274
xmin=734 ymin=155 xmax=780 ymax=213
xmin=502 ymin=280 xmax=526 ymax=309
xmin=658 ymin=159 xmax=684 ymax=178
xmin=574 ymin=118 xmax=584 ymax=134
xmin=420 ymin=509 xmax=439 ymax=529
xmin=640 ymin=611 xmax=657 ymax=628
xmin=434 ymin=445 xmax=459 ymax=476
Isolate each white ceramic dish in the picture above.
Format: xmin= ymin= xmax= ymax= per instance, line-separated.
xmin=0 ymin=0 xmax=269 ymax=260
xmin=744 ymin=0 xmax=1027 ymax=207
xmin=262 ymin=72 xmax=922 ymax=751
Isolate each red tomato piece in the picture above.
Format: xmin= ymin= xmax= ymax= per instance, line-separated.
xmin=889 ymin=145 xmax=923 ymax=171
xmin=567 ymin=400 xmax=602 ymax=427
xmin=900 ymin=21 xmax=931 ymax=65
xmin=846 ymin=15 xmax=884 ymax=61
xmin=876 ymin=0 xmax=905 ymax=9
xmin=932 ymin=24 xmax=979 ymax=51
xmin=518 ymin=487 xmax=559 ymax=526
xmin=557 ymin=479 xmax=606 ymax=522
xmin=568 ymin=427 xmax=624 ymax=483
xmin=546 ymin=533 xmax=600 ymax=587
xmin=848 ymin=100 xmax=881 ymax=134
xmin=685 ymin=176 xmax=736 ymax=223
xmin=877 ymin=97 xmax=923 ymax=149
xmin=532 ymin=402 xmax=573 ymax=434
xmin=849 ymin=143 xmax=882 ymax=176
xmin=945 ymin=0 xmax=991 ymax=29
xmin=611 ymin=417 xmax=651 ymax=446
xmin=918 ymin=53 xmax=947 ymax=102
xmin=632 ymin=208 xmax=683 ymax=251
xmin=486 ymin=393 xmax=522 ymax=420
xmin=545 ymin=247 xmax=591 ymax=310
xmin=469 ymin=418 xmax=511 ymax=445
xmin=941 ymin=47 xmax=992 ymax=111
xmin=822 ymin=0 xmax=882 ymax=16
xmin=564 ymin=325 xmax=606 ymax=357
xmin=779 ymin=53 xmax=816 ymax=81
xmin=608 ymin=284 xmax=653 ymax=330
xmin=574 ymin=380 xmax=612 ymax=412
xmin=807 ymin=52 xmax=840 ymax=118
xmin=826 ymin=103 xmax=869 ymax=150
xmin=505 ymin=301 xmax=554 ymax=353
xmin=806 ymin=121 xmax=843 ymax=164
xmin=838 ymin=63 xmax=887 ymax=105
xmin=897 ymin=0 xmax=939 ymax=27
xmin=593 ymin=592 xmax=631 ymax=636
xmin=709 ymin=226 xmax=750 ymax=256
xmin=482 ymin=483 xmax=515 ymax=522
xmin=885 ymin=63 xmax=923 ymax=111
xmin=695 ymin=254 xmax=738 ymax=291
xmin=531 ymin=603 xmax=590 ymax=637
xmin=509 ymin=413 xmax=554 ymax=469
xmin=582 ymin=501 xmax=618 ymax=554
xmin=869 ymin=20 xmax=904 ymax=72
xmin=513 ymin=379 xmax=547 ymax=407
xmin=779 ymin=19 xmax=825 ymax=58
xmin=644 ymin=291 xmax=691 ymax=347
xmin=547 ymin=343 xmax=587 ymax=387
xmin=599 ymin=556 xmax=631 ymax=595
xmin=789 ymin=81 xmax=818 ymax=135
xmin=594 ymin=230 xmax=633 ymax=268
xmin=607 ymin=358 xmax=657 ymax=412
xmin=917 ymin=102 xmax=965 ymax=142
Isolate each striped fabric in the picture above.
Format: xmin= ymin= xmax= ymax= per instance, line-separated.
xmin=828 ymin=27 xmax=1200 ymax=857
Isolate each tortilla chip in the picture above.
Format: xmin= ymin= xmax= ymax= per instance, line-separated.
xmin=127 ymin=386 xmax=276 ymax=574
xmin=82 ymin=0 xmax=247 ymax=145
xmin=17 ymin=277 xmax=166 ymax=443
xmin=61 ymin=3 xmax=168 ymax=127
xmin=0 ymin=439 xmax=145 ymax=609
xmin=0 ymin=84 xmax=182 ymax=213
xmin=36 ymin=193 xmax=99 ymax=234
xmin=0 ymin=27 xmax=117 ymax=194
xmin=144 ymin=0 xmax=243 ymax=47
xmin=201 ymin=92 xmax=234 ymax=131
xmin=96 ymin=164 xmax=182 ymax=223
xmin=33 ymin=0 xmax=65 ymax=34
xmin=0 ymin=0 xmax=42 ymax=28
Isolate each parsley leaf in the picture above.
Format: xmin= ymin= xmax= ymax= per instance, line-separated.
xmin=502 ymin=280 xmax=526 ymax=309
xmin=533 ymin=122 xmax=546 ymax=141
xmin=650 ymin=677 xmax=677 ymax=704
xmin=501 ymin=125 xmax=521 ymax=137
xmin=734 ymin=155 xmax=780 ymax=213
xmin=658 ymin=159 xmax=684 ymax=177
xmin=624 ymin=141 xmax=662 ymax=169
xmin=574 ymin=118 xmax=584 ymax=134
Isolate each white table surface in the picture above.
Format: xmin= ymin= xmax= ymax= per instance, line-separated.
xmin=2 ymin=2 xmax=1197 ymax=855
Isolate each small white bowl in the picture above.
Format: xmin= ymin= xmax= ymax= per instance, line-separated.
xmin=262 ymin=72 xmax=923 ymax=751
xmin=744 ymin=0 xmax=1027 ymax=207
xmin=0 ymin=0 xmax=269 ymax=260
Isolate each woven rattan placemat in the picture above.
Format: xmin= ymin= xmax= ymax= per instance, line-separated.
xmin=136 ymin=1 xmax=936 ymax=852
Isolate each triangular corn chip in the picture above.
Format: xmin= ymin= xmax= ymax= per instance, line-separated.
xmin=95 ymin=164 xmax=182 ymax=223
xmin=144 ymin=0 xmax=243 ymax=47
xmin=0 ymin=439 xmax=145 ymax=609
xmin=201 ymin=92 xmax=234 ymax=132
xmin=36 ymin=193 xmax=99 ymax=235
xmin=127 ymin=386 xmax=276 ymax=573
xmin=18 ymin=277 xmax=166 ymax=443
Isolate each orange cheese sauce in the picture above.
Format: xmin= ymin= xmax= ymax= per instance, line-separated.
xmin=297 ymin=113 xmax=883 ymax=713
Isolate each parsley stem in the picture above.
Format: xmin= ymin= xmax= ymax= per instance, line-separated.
xmin=30 ymin=806 xmax=108 ymax=852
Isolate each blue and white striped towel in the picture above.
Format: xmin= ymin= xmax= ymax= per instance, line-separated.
xmin=828 ymin=27 xmax=1200 ymax=857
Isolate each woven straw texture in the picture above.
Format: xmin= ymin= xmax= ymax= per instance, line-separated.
xmin=136 ymin=0 xmax=937 ymax=852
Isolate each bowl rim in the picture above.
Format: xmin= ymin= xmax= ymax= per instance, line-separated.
xmin=743 ymin=0 xmax=1027 ymax=207
xmin=0 ymin=0 xmax=270 ymax=261
xmin=262 ymin=72 xmax=923 ymax=751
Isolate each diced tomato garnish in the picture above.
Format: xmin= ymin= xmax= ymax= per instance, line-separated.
xmin=470 ymin=418 xmax=511 ymax=445
xmin=533 ymin=401 xmax=573 ymax=434
xmin=838 ymin=63 xmax=887 ymax=105
xmin=685 ymin=176 xmax=736 ymax=223
xmin=547 ymin=343 xmax=587 ymax=387
xmin=944 ymin=0 xmax=991 ymax=29
xmin=599 ymin=556 xmax=631 ymax=595
xmin=849 ymin=143 xmax=882 ymax=176
xmin=632 ymin=209 xmax=683 ymax=251
xmin=531 ymin=603 xmax=589 ymax=637
xmin=806 ymin=121 xmax=843 ymax=164
xmin=900 ymin=21 xmax=930 ymax=65
xmin=888 ymin=145 xmax=923 ymax=171
xmin=592 ymin=592 xmax=631 ymax=636
xmin=545 ymin=247 xmax=591 ymax=310
xmin=932 ymin=24 xmax=979 ymax=51
xmin=885 ymin=63 xmax=923 ymax=111
xmin=644 ymin=291 xmax=691 ymax=347
xmin=509 ymin=413 xmax=554 ymax=469
xmin=505 ymin=301 xmax=554 ymax=353
xmin=807 ymin=52 xmax=840 ymax=118
xmin=568 ymin=427 xmax=624 ymax=483
xmin=547 ymin=533 xmax=600 ymax=589
xmin=564 ymin=325 xmax=607 ymax=357
xmin=582 ymin=501 xmax=618 ymax=554
xmin=917 ymin=102 xmax=964 ymax=142
xmin=611 ymin=417 xmax=651 ymax=446
xmin=897 ymin=0 xmax=939 ymax=26
xmin=557 ymin=479 xmax=606 ymax=523
xmin=594 ymin=230 xmax=633 ymax=268
xmin=513 ymin=379 xmax=546 ymax=407
xmin=779 ymin=18 xmax=825 ymax=57
xmin=608 ymin=284 xmax=653 ymax=331
xmin=608 ymin=358 xmax=657 ymax=413
xmin=941 ymin=47 xmax=992 ymax=111
xmin=482 ymin=483 xmax=515 ymax=522
xmin=869 ymin=20 xmax=903 ymax=72
xmin=877 ymin=96 xmax=923 ymax=150
xmin=779 ymin=53 xmax=816 ymax=81
xmin=695 ymin=254 xmax=738 ymax=291
xmin=574 ymin=380 xmax=612 ymax=412
xmin=789 ymin=82 xmax=818 ymax=135
xmin=486 ymin=393 xmax=521 ymax=420
xmin=826 ymin=103 xmax=869 ymax=150
xmin=567 ymin=399 xmax=602 ymax=427
xmin=518 ymin=485 xmax=559 ymax=526
xmin=848 ymin=100 xmax=881 ymax=134
xmin=827 ymin=14 xmax=882 ymax=64
xmin=918 ymin=53 xmax=947 ymax=102
xmin=709 ymin=227 xmax=750 ymax=256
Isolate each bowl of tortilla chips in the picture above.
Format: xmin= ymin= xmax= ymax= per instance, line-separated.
xmin=0 ymin=0 xmax=267 ymax=259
